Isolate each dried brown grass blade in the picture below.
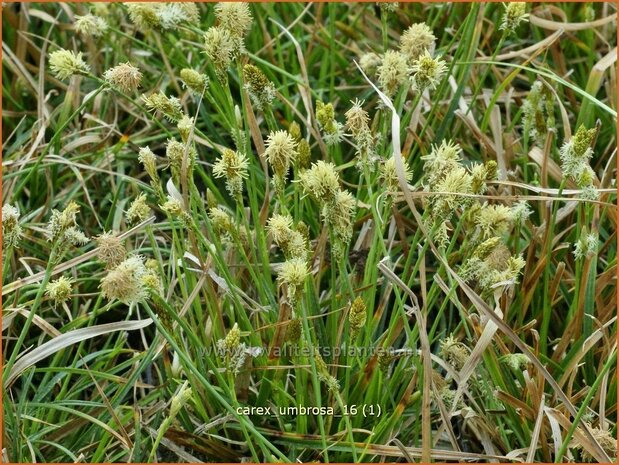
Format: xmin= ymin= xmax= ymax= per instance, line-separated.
xmin=530 ymin=12 xmax=616 ymax=31
xmin=526 ymin=395 xmax=546 ymax=462
xmin=557 ymin=316 xmax=617 ymax=388
xmin=495 ymin=29 xmax=563 ymax=61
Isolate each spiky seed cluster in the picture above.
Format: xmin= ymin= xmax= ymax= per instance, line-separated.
xmin=410 ymin=51 xmax=447 ymax=92
xmin=208 ymin=207 xmax=235 ymax=238
xmin=264 ymin=130 xmax=298 ymax=191
xmin=126 ymin=193 xmax=150 ymax=224
xmin=223 ymin=322 xmax=241 ymax=349
xmin=278 ymin=257 xmax=309 ymax=304
xmin=166 ymin=139 xmax=196 ymax=181
xmin=345 ymin=99 xmax=370 ymax=139
xmin=522 ymin=81 xmax=555 ymax=141
xmin=299 ymin=161 xmax=340 ymax=202
xmin=358 ymin=52 xmax=381 ymax=75
xmin=438 ymin=386 xmax=462 ymax=409
xmin=329 ymin=190 xmax=356 ymax=254
xmin=285 ymin=318 xmax=302 ymax=344
xmin=177 ymin=115 xmax=195 ymax=143
xmin=96 ymin=231 xmax=126 ymax=268
xmin=206 ymin=189 xmax=219 ymax=210
xmin=138 ymin=146 xmax=158 ymax=182
xmin=215 ymin=2 xmax=252 ymax=37
xmin=380 ymin=156 xmax=413 ymax=195
xmin=49 ymin=49 xmax=90 ymax=80
xmin=266 ymin=214 xmax=308 ymax=260
xmin=432 ymin=166 xmax=473 ymax=215
xmin=422 ymin=141 xmax=495 ymax=222
xmin=288 ymin=122 xmax=302 ymax=141
xmin=158 ymin=3 xmax=200 ymax=29
xmin=103 ymin=62 xmax=142 ymax=93
xmin=204 ymin=26 xmax=234 ymax=81
xmin=45 ymin=276 xmax=75 ymax=306
xmin=314 ymin=348 xmax=339 ymax=392
xmin=244 ymin=64 xmax=276 ymax=110
xmin=460 ymin=241 xmax=526 ymax=293
xmin=180 ymin=68 xmax=209 ymax=95
xmin=379 ymin=2 xmax=399 ymax=13
xmin=376 ymin=50 xmax=409 ymax=97
xmin=377 ymin=348 xmax=394 ymax=375
xmin=399 ymin=22 xmax=436 ymax=63
xmin=100 ymin=255 xmax=148 ymax=305
xmin=559 ymin=125 xmax=598 ymax=199
xmin=500 ymin=2 xmax=529 ymax=34
xmin=161 ymin=196 xmax=184 ymax=218
xmin=75 ymin=13 xmax=108 ymax=37
xmin=208 ymin=206 xmax=248 ymax=245
xmin=142 ymin=92 xmax=183 ymax=122
xmin=90 ymin=3 xmax=110 ymax=16
xmin=2 ymin=204 xmax=22 ymax=249
xmin=422 ymin=140 xmax=462 ymax=186
xmin=65 ymin=227 xmax=89 ymax=246
xmin=348 ymin=297 xmax=367 ymax=340
xmin=470 ymin=161 xmax=497 ymax=194
xmin=289 ymin=121 xmax=309 ymax=168
xmin=216 ymin=323 xmax=248 ymax=375
xmin=300 ymin=161 xmax=355 ymax=260
xmin=434 ymin=221 xmax=450 ymax=249
xmin=473 ymin=236 xmax=502 ymax=259
xmin=571 ymin=425 xmax=617 ymax=462
xmin=296 ymin=221 xmax=310 ymax=243
xmin=297 ymin=140 xmax=312 ymax=169
xmin=511 ymin=200 xmax=532 ymax=224
xmin=421 ymin=143 xmax=525 ymax=295
xmin=267 ymin=214 xmax=293 ymax=244
xmin=439 ymin=335 xmax=469 ymax=370
xmin=289 ymin=122 xmax=311 ymax=168
xmin=46 ymin=201 xmax=88 ymax=246
xmin=169 ymin=382 xmax=192 ymax=419
xmin=316 ymin=101 xmax=343 ymax=145
xmin=126 ymin=3 xmax=200 ymax=31
xmin=212 ymin=148 xmax=249 ymax=197
xmin=503 ymin=353 xmax=529 ymax=371
xmin=574 ymin=229 xmax=598 ymax=260
xmin=345 ymin=99 xmax=376 ymax=166
xmin=474 ymin=204 xmax=515 ymax=239
xmin=142 ymin=259 xmax=162 ymax=294
xmin=126 ymin=3 xmax=160 ymax=29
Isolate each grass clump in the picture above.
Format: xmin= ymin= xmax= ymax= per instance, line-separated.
xmin=2 ymin=2 xmax=617 ymax=463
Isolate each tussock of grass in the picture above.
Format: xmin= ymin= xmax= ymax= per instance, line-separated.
xmin=2 ymin=2 xmax=617 ymax=463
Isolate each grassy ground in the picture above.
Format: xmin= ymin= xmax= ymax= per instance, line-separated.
xmin=2 ymin=2 xmax=617 ymax=463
